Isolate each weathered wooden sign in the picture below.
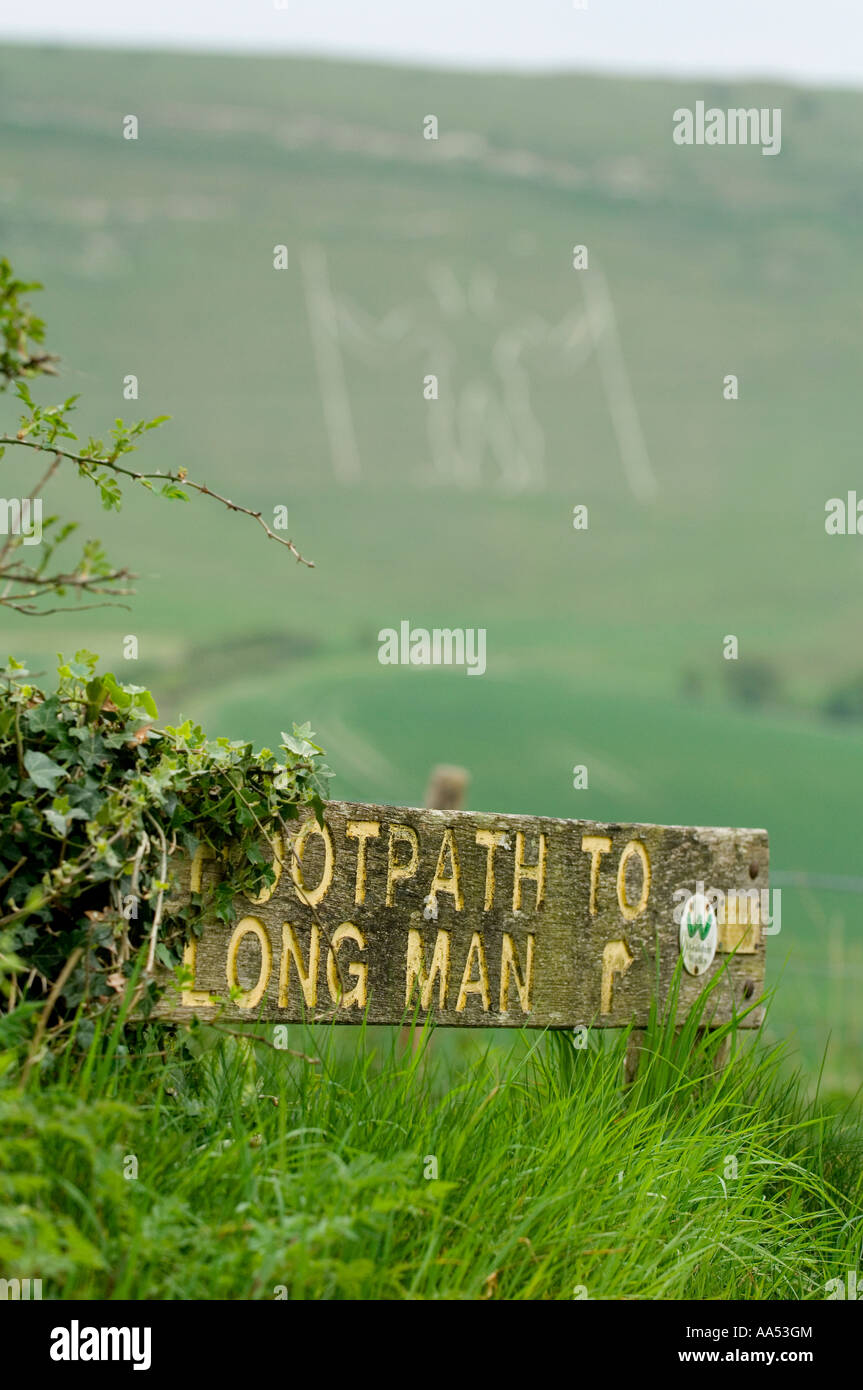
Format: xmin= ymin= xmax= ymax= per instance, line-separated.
xmin=158 ymin=801 xmax=768 ymax=1029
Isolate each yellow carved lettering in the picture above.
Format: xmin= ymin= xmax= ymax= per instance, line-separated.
xmin=476 ymin=829 xmax=506 ymax=910
xmin=456 ymin=932 xmax=491 ymax=1011
xmin=616 ymin=840 xmax=651 ymax=920
xmin=180 ymin=936 xmax=214 ymax=1009
xmin=290 ymin=818 xmax=334 ymax=908
xmin=499 ymin=933 xmax=534 ymax=1013
xmin=513 ymin=831 xmax=546 ymax=911
xmin=582 ymin=835 xmax=612 ymax=914
xmin=279 ymin=923 xmax=320 ymax=1008
xmin=428 ymin=827 xmax=464 ymax=911
xmin=405 ymin=928 xmax=450 ymax=1009
xmin=600 ymin=939 xmax=633 ymax=1015
xmin=182 ymin=847 xmax=217 ymax=1006
xmin=718 ymin=889 xmax=760 ymax=953
xmin=225 ymin=916 xmax=273 ymax=1010
xmin=189 ymin=844 xmax=213 ymax=894
xmin=387 ymin=824 xmax=419 ymax=906
xmin=326 ymin=922 xmax=367 ymax=1008
xmin=345 ymin=820 xmax=380 ymax=905
xmin=248 ymin=827 xmax=284 ymax=905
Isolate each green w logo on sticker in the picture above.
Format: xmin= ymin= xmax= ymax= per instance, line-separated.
xmin=679 ymin=893 xmax=718 ymax=975
xmin=687 ymin=910 xmax=712 ymax=941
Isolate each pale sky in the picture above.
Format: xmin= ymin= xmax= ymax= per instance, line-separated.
xmin=1 ymin=0 xmax=862 ymax=87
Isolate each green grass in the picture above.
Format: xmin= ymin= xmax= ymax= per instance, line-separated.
xmin=1 ymin=980 xmax=861 ymax=1300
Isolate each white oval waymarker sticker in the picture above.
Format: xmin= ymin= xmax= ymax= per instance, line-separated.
xmin=679 ymin=892 xmax=718 ymax=976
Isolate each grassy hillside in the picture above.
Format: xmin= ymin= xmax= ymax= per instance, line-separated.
xmin=1 ymin=44 xmax=862 ymax=1086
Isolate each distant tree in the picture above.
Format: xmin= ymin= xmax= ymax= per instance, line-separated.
xmin=724 ymin=658 xmax=780 ymax=708
xmin=679 ymin=667 xmax=704 ymax=701
xmin=824 ymin=672 xmax=863 ymax=722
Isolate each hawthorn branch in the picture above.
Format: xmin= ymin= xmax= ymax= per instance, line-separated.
xmin=0 ymin=563 xmax=136 ymax=615
xmin=1 ymin=352 xmax=59 ymax=383
xmin=0 ymin=435 xmax=314 ymax=567
xmin=0 ymin=450 xmax=61 ymax=566
xmin=2 ymin=599 xmax=133 ymax=617
xmin=1 ymin=567 xmax=134 ymax=590
xmin=208 ymin=1025 xmax=320 ymax=1063
xmin=20 ymin=945 xmax=83 ymax=1087
xmin=145 ymin=814 xmax=168 ymax=975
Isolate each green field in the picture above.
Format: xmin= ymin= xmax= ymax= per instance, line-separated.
xmin=2 ymin=43 xmax=862 ymax=1090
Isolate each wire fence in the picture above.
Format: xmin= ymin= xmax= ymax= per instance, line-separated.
xmin=772 ymin=870 xmax=863 ymax=895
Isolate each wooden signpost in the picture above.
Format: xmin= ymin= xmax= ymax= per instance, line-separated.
xmin=158 ymin=800 xmax=768 ymax=1030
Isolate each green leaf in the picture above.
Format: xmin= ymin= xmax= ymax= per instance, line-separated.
xmin=101 ymin=674 xmax=158 ymax=719
xmin=44 ymin=806 xmax=87 ymax=836
xmin=23 ymin=885 xmax=46 ymax=913
xmin=23 ymin=750 xmax=66 ymax=791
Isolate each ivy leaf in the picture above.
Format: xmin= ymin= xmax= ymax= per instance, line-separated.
xmin=23 ymin=750 xmax=66 ymax=791
xmin=45 ymin=806 xmax=88 ymax=836
xmin=281 ymin=730 xmax=316 ymax=757
xmin=84 ymin=676 xmax=108 ymax=721
xmin=3 ymin=645 xmax=332 ymax=1029
xmin=23 ymin=885 xmax=46 ymax=913
xmin=26 ymin=698 xmax=64 ymax=737
xmin=101 ymin=673 xmax=158 ymax=720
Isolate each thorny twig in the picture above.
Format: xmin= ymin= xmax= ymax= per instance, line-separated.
xmin=0 ymin=436 xmax=314 ymax=568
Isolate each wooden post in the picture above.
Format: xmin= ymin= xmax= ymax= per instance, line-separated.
xmin=424 ymin=765 xmax=470 ymax=811
xmin=624 ymin=1030 xmax=731 ymax=1085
